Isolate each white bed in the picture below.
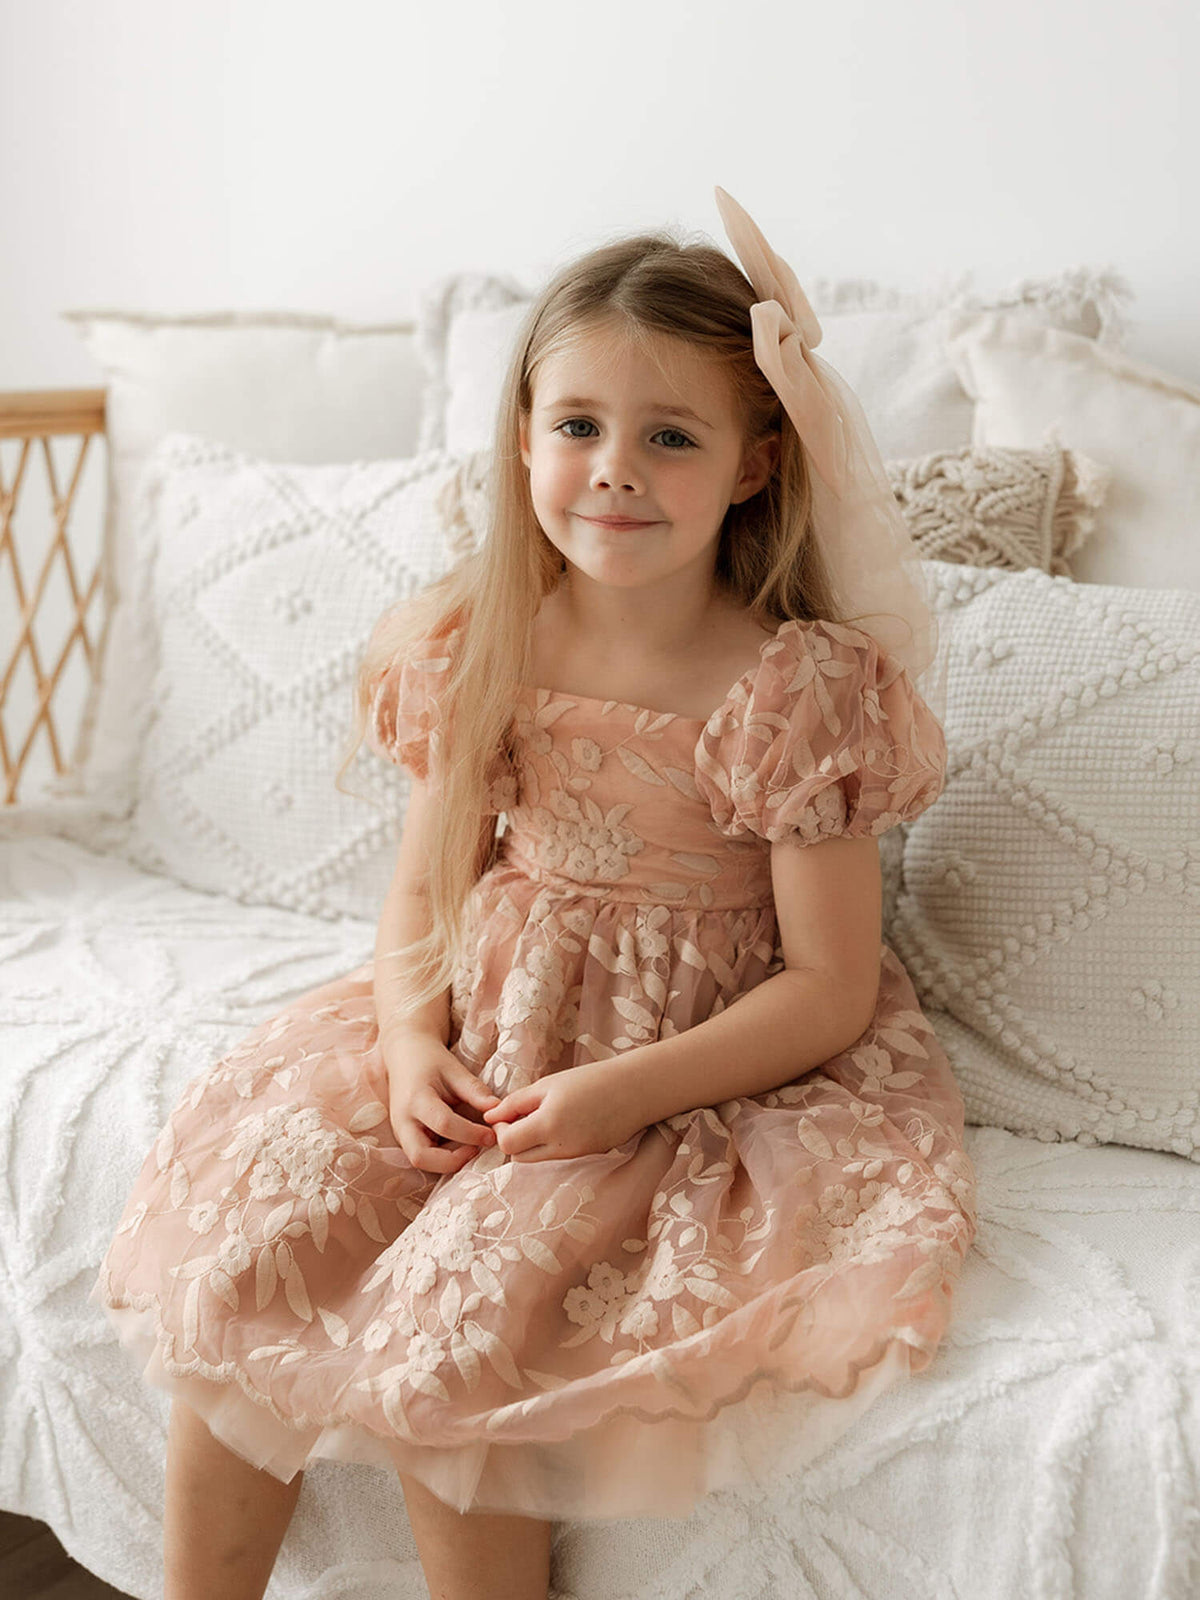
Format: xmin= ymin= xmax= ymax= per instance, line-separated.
xmin=3 ymin=817 xmax=1197 ymax=1600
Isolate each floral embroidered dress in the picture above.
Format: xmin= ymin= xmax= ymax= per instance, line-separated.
xmin=92 ymin=615 xmax=978 ymax=1522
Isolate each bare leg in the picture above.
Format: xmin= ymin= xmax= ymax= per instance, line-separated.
xmin=163 ymin=1397 xmax=304 ymax=1600
xmin=398 ymin=1469 xmax=552 ymax=1600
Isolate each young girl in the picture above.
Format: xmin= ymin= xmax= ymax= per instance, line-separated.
xmin=91 ymin=187 xmax=977 ymax=1600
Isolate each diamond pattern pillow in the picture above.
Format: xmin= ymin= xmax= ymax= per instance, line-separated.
xmin=892 ymin=560 xmax=1200 ymax=1161
xmin=117 ymin=433 xmax=467 ymax=922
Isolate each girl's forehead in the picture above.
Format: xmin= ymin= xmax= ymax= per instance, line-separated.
xmin=533 ymin=324 xmax=733 ymax=411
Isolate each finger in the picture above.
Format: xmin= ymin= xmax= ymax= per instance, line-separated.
xmin=405 ymin=1132 xmax=473 ymax=1173
xmin=484 ymin=1092 xmax=533 ymax=1124
xmin=455 ymin=1073 xmax=500 ymax=1110
xmin=494 ymin=1113 xmax=542 ymax=1156
xmin=418 ymin=1090 xmax=497 ymax=1147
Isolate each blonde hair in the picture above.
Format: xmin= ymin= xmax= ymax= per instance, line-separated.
xmin=336 ymin=222 xmax=847 ymax=1026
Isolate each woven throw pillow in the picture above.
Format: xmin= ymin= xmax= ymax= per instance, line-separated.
xmin=51 ymin=309 xmax=425 ymax=817
xmin=887 ymin=442 xmax=1111 ymax=575
xmin=416 ymin=265 xmax=1133 ymax=458
xmin=115 ymin=433 xmax=468 ymax=922
xmin=890 ymin=559 xmax=1200 ymax=1162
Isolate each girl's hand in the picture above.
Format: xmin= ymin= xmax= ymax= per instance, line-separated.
xmin=380 ymin=1031 xmax=501 ymax=1174
xmin=482 ymin=1062 xmax=648 ymax=1163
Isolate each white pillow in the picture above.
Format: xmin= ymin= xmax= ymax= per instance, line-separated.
xmin=114 ymin=432 xmax=467 ymax=922
xmin=893 ymin=559 xmax=1200 ymax=1162
xmin=53 ymin=309 xmax=426 ymax=815
xmin=944 ymin=311 xmax=1200 ymax=591
xmin=415 ymin=266 xmax=1133 ymax=458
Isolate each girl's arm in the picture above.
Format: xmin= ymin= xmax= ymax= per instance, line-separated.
xmin=373 ymin=777 xmax=496 ymax=1048
xmin=607 ymin=834 xmax=883 ymax=1126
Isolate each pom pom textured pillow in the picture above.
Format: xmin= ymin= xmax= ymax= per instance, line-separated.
xmin=891 ymin=560 xmax=1200 ymax=1162
xmin=55 ymin=309 xmax=425 ymax=815
xmin=115 ymin=432 xmax=468 ymax=922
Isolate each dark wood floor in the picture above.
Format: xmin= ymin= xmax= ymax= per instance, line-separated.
xmin=0 ymin=1509 xmax=136 ymax=1598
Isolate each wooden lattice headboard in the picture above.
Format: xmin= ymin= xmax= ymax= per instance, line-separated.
xmin=0 ymin=388 xmax=108 ymax=805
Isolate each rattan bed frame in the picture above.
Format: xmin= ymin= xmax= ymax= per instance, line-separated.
xmin=0 ymin=388 xmax=107 ymax=805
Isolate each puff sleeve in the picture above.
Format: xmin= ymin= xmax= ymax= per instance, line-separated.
xmin=365 ymin=626 xmax=458 ymax=783
xmin=366 ymin=622 xmax=516 ymax=815
xmin=694 ymin=618 xmax=947 ymax=845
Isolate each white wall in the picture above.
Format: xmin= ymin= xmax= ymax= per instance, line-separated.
xmin=1 ymin=0 xmax=1196 ymax=798
xmin=2 ymin=0 xmax=1196 ymax=386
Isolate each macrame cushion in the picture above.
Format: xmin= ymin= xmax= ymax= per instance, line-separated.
xmin=886 ymin=441 xmax=1111 ymax=575
xmin=893 ymin=559 xmax=1200 ymax=1161
xmin=114 ymin=432 xmax=470 ymax=922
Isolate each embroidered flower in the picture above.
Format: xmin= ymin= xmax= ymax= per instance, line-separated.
xmin=218 ymin=1104 xmax=340 ymax=1202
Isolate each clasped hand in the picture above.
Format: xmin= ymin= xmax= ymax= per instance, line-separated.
xmin=483 ymin=1060 xmax=649 ymax=1162
xmin=382 ymin=1031 xmax=649 ymax=1172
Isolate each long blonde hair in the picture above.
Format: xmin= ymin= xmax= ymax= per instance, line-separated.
xmin=336 ymin=222 xmax=847 ymax=1026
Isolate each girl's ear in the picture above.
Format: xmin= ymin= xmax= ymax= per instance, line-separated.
xmin=732 ymin=431 xmax=780 ymax=504
xmin=519 ymin=415 xmax=531 ymax=468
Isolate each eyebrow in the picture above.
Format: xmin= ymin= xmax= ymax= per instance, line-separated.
xmin=542 ymin=395 xmax=715 ymax=430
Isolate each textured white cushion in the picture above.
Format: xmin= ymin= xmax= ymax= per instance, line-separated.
xmin=2 ymin=827 xmax=1197 ymax=1599
xmin=892 ymin=559 xmax=1200 ymax=1161
xmin=113 ymin=432 xmax=466 ymax=922
xmin=415 ymin=266 xmax=1133 ymax=459
xmin=944 ymin=311 xmax=1200 ymax=591
xmin=55 ymin=309 xmax=426 ymax=814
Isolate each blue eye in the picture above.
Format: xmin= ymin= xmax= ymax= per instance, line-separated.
xmin=553 ymin=419 xmax=697 ymax=450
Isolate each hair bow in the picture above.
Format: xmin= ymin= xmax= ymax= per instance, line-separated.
xmin=714 ymin=185 xmax=848 ymax=496
xmin=714 ymin=183 xmax=945 ymax=724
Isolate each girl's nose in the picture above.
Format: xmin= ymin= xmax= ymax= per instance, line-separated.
xmin=591 ymin=454 xmax=644 ymax=495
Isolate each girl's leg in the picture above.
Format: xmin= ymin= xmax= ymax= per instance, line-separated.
xmin=398 ymin=1469 xmax=552 ymax=1600
xmin=163 ymin=1397 xmax=304 ymax=1600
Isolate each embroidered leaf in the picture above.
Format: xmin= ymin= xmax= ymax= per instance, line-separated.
xmin=439 ymin=1276 xmax=462 ymax=1329
xmin=318 ymin=1307 xmax=350 ymax=1348
xmin=254 ymin=1241 xmax=278 ymax=1305
xmin=183 ymin=1278 xmax=201 ymax=1352
xmin=896 ymin=1258 xmax=943 ymax=1300
xmin=877 ymin=1027 xmax=930 ymax=1057
xmin=797 ymin=1119 xmax=834 ymax=1160
xmin=155 ymin=1120 xmax=176 ymax=1173
xmin=409 ymin=1366 xmax=451 ymax=1400
xmin=169 ymin=1160 xmax=190 ymax=1209
xmin=307 ymin=1192 xmax=329 ymax=1253
xmin=672 ymin=1302 xmax=701 ymax=1339
xmin=685 ymin=1275 xmax=739 ymax=1309
xmin=284 ymin=1261 xmax=313 ymax=1321
xmin=349 ymin=1101 xmax=389 ymax=1133
xmin=615 ymin=746 xmax=667 ymax=786
xmin=169 ymin=1254 xmax=219 ymax=1281
xmin=209 ymin=1267 xmax=238 ymax=1311
xmin=452 ymin=1329 xmax=481 ymax=1390
xmin=471 ymin=1257 xmax=505 ymax=1302
xmin=357 ymin=1197 xmax=387 ymax=1243
xmin=264 ymin=1201 xmax=294 ymax=1238
xmin=522 ymin=1237 xmax=562 ymax=1274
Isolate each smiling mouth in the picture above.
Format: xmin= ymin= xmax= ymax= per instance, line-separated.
xmin=580 ymin=516 xmax=660 ymax=529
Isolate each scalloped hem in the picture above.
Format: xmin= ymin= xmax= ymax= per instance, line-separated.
xmin=92 ymin=1279 xmax=918 ymax=1522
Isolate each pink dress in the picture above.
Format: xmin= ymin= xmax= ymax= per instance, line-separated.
xmin=92 ymin=615 xmax=978 ymax=1521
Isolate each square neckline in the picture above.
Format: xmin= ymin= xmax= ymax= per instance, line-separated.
xmin=516 ymin=618 xmax=800 ymax=727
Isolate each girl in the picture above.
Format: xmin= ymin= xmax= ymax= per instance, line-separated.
xmin=91 ymin=187 xmax=977 ymax=1600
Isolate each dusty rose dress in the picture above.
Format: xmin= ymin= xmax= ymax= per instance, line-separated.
xmin=92 ymin=615 xmax=978 ymax=1521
